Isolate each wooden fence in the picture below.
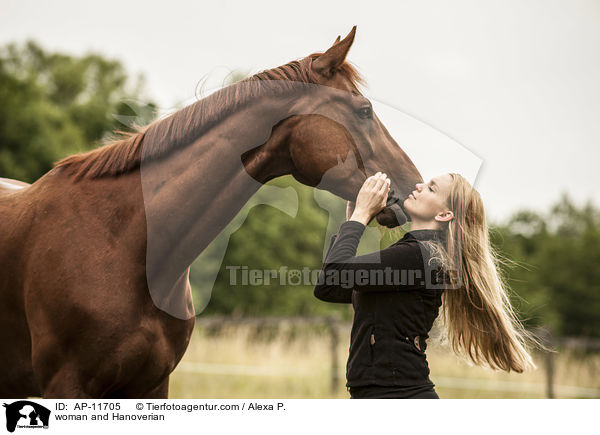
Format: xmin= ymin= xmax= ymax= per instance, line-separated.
xmin=532 ymin=327 xmax=600 ymax=399
xmin=193 ymin=316 xmax=600 ymax=398
xmin=195 ymin=315 xmax=343 ymax=394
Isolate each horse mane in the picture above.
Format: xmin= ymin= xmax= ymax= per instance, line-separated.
xmin=54 ymin=54 xmax=365 ymax=180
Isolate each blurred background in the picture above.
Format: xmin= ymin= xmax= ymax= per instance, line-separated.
xmin=1 ymin=1 xmax=599 ymax=398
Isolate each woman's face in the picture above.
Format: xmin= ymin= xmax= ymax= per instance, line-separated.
xmin=403 ymin=173 xmax=453 ymax=224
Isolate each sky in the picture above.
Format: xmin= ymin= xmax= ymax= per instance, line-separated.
xmin=1 ymin=0 xmax=599 ymax=223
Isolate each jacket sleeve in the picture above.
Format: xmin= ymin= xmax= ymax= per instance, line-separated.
xmin=313 ymin=221 xmax=428 ymax=301
xmin=313 ymin=228 xmax=352 ymax=304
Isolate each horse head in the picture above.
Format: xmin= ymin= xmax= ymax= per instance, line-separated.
xmin=242 ymin=26 xmax=422 ymax=227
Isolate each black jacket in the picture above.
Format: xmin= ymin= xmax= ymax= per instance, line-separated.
xmin=314 ymin=220 xmax=445 ymax=388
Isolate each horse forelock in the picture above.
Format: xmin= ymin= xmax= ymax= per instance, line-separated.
xmin=54 ymin=55 xmax=365 ymax=180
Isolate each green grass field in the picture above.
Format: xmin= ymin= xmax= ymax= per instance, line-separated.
xmin=170 ymin=321 xmax=600 ymax=399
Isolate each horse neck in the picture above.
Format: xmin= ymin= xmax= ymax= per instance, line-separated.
xmin=141 ymin=89 xmax=297 ymax=288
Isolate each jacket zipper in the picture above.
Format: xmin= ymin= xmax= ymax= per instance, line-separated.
xmin=369 ymin=328 xmax=375 ymax=363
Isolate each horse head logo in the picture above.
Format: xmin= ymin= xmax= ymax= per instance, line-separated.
xmin=3 ymin=401 xmax=51 ymax=433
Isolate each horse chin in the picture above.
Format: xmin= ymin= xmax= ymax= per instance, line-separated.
xmin=375 ymin=204 xmax=408 ymax=228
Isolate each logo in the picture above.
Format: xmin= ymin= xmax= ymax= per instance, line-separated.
xmin=3 ymin=401 xmax=50 ymax=432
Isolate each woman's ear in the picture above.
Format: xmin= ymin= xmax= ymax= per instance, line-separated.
xmin=435 ymin=210 xmax=454 ymax=223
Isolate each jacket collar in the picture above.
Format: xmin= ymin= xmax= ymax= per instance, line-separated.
xmin=402 ymin=229 xmax=446 ymax=243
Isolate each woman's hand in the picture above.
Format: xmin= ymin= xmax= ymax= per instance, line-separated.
xmin=349 ymin=172 xmax=391 ymax=226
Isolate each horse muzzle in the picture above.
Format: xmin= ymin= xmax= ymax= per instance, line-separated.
xmin=375 ymin=188 xmax=410 ymax=228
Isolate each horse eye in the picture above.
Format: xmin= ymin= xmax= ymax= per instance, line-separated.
xmin=357 ymin=106 xmax=372 ymax=119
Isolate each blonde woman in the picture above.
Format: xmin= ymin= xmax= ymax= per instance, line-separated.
xmin=314 ymin=172 xmax=542 ymax=399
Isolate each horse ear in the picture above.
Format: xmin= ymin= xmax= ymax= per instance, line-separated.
xmin=334 ymin=35 xmax=341 ymax=44
xmin=313 ymin=26 xmax=356 ymax=78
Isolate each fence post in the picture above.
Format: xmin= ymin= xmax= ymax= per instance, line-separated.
xmin=538 ymin=326 xmax=555 ymax=399
xmin=545 ymin=350 xmax=555 ymax=399
xmin=326 ymin=316 xmax=340 ymax=395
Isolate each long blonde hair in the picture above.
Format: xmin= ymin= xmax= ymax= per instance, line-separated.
xmin=421 ymin=173 xmax=548 ymax=373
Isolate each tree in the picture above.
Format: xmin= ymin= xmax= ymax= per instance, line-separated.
xmin=191 ymin=175 xmax=354 ymax=319
xmin=493 ymin=193 xmax=600 ymax=337
xmin=0 ymin=41 xmax=155 ymax=182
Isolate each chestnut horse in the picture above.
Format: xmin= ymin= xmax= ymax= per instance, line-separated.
xmin=0 ymin=27 xmax=423 ymax=398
